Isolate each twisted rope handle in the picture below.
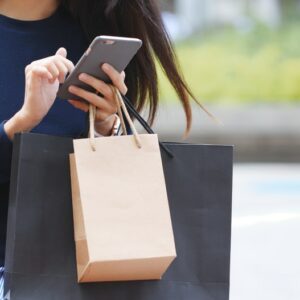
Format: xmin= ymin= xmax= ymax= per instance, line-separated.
xmin=110 ymin=86 xmax=127 ymax=136
xmin=89 ymin=104 xmax=96 ymax=151
xmin=88 ymin=86 xmax=142 ymax=151
xmin=112 ymin=86 xmax=142 ymax=148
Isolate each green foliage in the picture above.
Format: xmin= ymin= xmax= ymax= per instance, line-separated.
xmin=158 ymin=24 xmax=300 ymax=103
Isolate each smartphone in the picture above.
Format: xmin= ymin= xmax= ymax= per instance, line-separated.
xmin=57 ymin=35 xmax=143 ymax=101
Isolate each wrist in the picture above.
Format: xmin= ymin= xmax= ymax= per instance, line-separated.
xmin=4 ymin=110 xmax=38 ymax=140
xmin=94 ymin=114 xmax=117 ymax=136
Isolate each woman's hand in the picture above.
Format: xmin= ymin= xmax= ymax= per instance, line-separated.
xmin=68 ymin=63 xmax=127 ymax=136
xmin=20 ymin=47 xmax=74 ymax=126
xmin=4 ymin=47 xmax=74 ymax=140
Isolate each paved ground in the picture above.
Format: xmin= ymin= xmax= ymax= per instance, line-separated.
xmin=230 ymin=164 xmax=300 ymax=300
xmin=145 ymin=103 xmax=300 ymax=298
xmin=148 ymin=103 xmax=300 ymax=162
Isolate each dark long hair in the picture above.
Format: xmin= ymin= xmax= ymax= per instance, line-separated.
xmin=62 ymin=0 xmax=207 ymax=135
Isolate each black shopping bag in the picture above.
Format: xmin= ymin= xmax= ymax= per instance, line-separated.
xmin=4 ymin=103 xmax=233 ymax=300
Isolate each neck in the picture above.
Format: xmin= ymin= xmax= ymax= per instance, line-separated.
xmin=0 ymin=0 xmax=59 ymax=21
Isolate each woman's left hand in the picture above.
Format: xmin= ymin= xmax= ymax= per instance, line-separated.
xmin=68 ymin=63 xmax=127 ymax=136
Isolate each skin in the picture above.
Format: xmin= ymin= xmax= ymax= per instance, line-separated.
xmin=0 ymin=0 xmax=127 ymax=139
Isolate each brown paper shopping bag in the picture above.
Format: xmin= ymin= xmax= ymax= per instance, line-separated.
xmin=69 ymin=88 xmax=176 ymax=283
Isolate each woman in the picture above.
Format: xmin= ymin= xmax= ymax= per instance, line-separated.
xmin=0 ymin=0 xmax=200 ymax=293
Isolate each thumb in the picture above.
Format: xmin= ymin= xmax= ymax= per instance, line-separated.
xmin=56 ymin=47 xmax=67 ymax=58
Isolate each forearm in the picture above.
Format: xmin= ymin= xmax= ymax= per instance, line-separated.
xmin=4 ymin=110 xmax=38 ymax=141
xmin=0 ymin=109 xmax=38 ymax=183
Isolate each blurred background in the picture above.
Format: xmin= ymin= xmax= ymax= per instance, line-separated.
xmin=153 ymin=0 xmax=300 ymax=162
xmin=154 ymin=1 xmax=300 ymax=299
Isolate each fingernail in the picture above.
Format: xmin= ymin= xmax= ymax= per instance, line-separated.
xmin=102 ymin=63 xmax=109 ymax=71
xmin=69 ymin=86 xmax=75 ymax=92
xmin=79 ymin=73 xmax=86 ymax=80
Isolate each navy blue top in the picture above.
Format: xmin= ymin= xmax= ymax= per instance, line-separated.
xmin=0 ymin=5 xmax=89 ymax=265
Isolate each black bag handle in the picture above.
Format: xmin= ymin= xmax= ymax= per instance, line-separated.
xmin=122 ymin=95 xmax=174 ymax=158
xmin=121 ymin=95 xmax=154 ymax=134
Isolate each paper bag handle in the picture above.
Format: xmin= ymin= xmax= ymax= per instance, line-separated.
xmin=112 ymin=86 xmax=142 ymax=148
xmin=121 ymin=94 xmax=174 ymax=158
xmin=88 ymin=86 xmax=142 ymax=151
xmin=89 ymin=86 xmax=173 ymax=158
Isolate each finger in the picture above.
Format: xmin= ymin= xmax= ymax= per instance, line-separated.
xmin=58 ymin=56 xmax=75 ymax=73
xmin=68 ymin=85 xmax=111 ymax=111
xmin=56 ymin=47 xmax=67 ymax=58
xmin=51 ymin=55 xmax=74 ymax=73
xmin=30 ymin=65 xmax=53 ymax=81
xmin=69 ymin=98 xmax=115 ymax=124
xmin=121 ymin=71 xmax=126 ymax=80
xmin=55 ymin=48 xmax=74 ymax=73
xmin=54 ymin=60 xmax=69 ymax=83
xmin=68 ymin=100 xmax=89 ymax=112
xmin=45 ymin=61 xmax=60 ymax=82
xmin=102 ymin=63 xmax=128 ymax=95
xmin=78 ymin=73 xmax=113 ymax=99
xmin=95 ymin=110 xmax=113 ymax=123
xmin=70 ymin=98 xmax=115 ymax=124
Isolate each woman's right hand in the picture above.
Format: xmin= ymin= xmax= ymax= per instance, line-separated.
xmin=4 ymin=47 xmax=74 ymax=140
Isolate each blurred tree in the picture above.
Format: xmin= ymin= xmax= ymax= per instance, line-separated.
xmin=280 ymin=0 xmax=300 ymax=20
